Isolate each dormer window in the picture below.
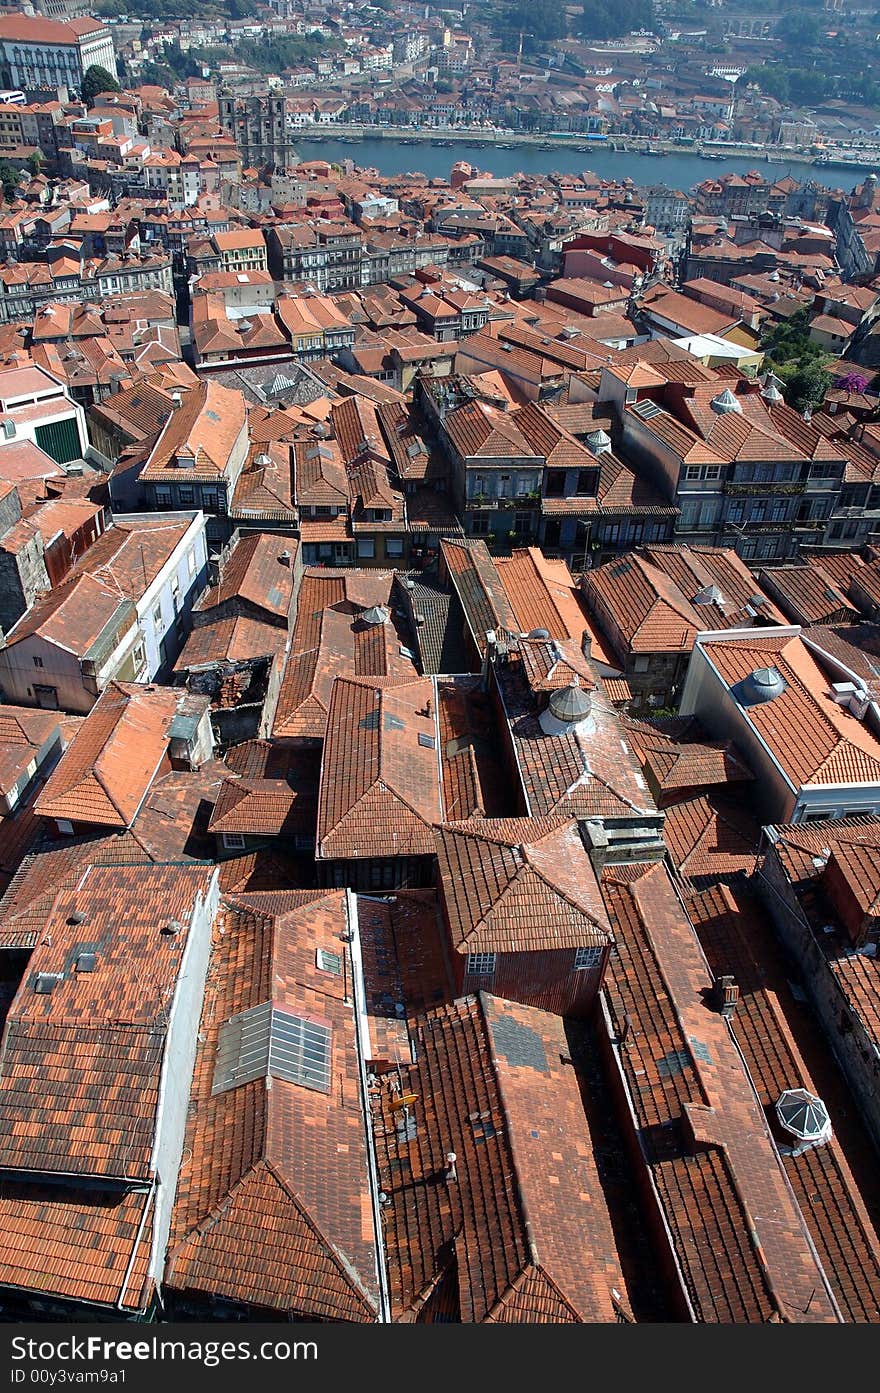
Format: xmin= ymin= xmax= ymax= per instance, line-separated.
xmin=175 ymin=453 xmax=195 ymax=469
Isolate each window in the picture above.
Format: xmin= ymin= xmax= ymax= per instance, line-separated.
xmin=632 ymin=655 xmax=649 ymax=673
xmin=466 ymin=952 xmax=496 ymax=976
xmin=470 ymin=515 xmax=489 ymax=535
xmin=32 ymin=655 xmax=43 ymax=668
xmin=187 ymin=548 xmax=197 ymax=578
xmin=171 ymin=575 xmax=180 ymax=604
xmin=133 ymin=643 xmax=146 ymax=670
xmin=152 ymin=603 xmax=163 ymax=629
xmin=221 ymin=832 xmax=246 ymax=850
xmin=357 ymin=537 xmax=375 ymax=558
xmin=574 ymin=946 xmax=603 ymax=971
xmin=576 ymin=469 xmax=596 ymax=496
xmin=546 ymin=470 xmax=566 ymax=497
xmin=497 ymin=474 xmax=511 ymax=497
xmin=385 ymin=537 xmax=404 ymax=558
xmin=178 ymin=485 xmax=194 ymax=507
xmin=316 ymin=947 xmax=342 ymax=975
xmin=155 ymin=487 xmax=172 ymax=508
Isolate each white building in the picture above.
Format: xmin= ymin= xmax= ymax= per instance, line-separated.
xmin=0 ymin=512 xmax=208 ymax=711
xmin=0 ymin=15 xmax=117 ymax=94
xmin=0 ymin=363 xmax=89 ymax=465
xmin=679 ymin=625 xmax=880 ymax=823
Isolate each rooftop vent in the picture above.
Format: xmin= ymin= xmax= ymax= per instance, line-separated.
xmin=528 ymin=628 xmax=551 ymax=640
xmin=710 ymin=388 xmax=742 ymax=415
xmin=66 ymin=910 xmax=86 ymax=926
xmin=539 ymin=676 xmax=592 ymax=735
xmin=586 ymin=427 xmax=612 ymax=454
xmin=361 ymin=605 xmax=390 ymax=626
xmin=692 ymin=583 xmax=724 ymax=606
xmin=75 ymin=952 xmax=98 ymax=973
xmin=775 ymin=1088 xmax=831 ymax=1150
xmin=161 ymin=918 xmax=185 ymax=937
xmin=32 ymin=972 xmax=62 ymax=995
xmin=736 ymin=665 xmax=786 ymax=706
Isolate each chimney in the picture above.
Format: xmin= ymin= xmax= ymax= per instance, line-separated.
xmin=444 ymin=1151 xmax=458 ymax=1184
xmin=715 ymin=975 xmax=739 ymax=1019
xmin=581 ymin=627 xmax=592 ymax=660
xmin=171 ymin=391 xmax=182 ymax=409
xmin=580 ymin=818 xmax=609 ymax=872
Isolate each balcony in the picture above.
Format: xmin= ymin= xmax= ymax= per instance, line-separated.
xmin=724 ymin=481 xmax=804 ymax=496
xmin=468 ymin=492 xmax=541 ymax=510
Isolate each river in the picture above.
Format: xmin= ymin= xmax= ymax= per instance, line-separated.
xmin=294 ymin=133 xmax=879 ymax=192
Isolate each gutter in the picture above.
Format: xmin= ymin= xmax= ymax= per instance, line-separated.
xmin=344 ymin=888 xmax=392 ymax=1323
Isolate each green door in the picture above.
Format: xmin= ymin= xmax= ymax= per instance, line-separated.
xmin=34 ymin=416 xmax=81 ymax=464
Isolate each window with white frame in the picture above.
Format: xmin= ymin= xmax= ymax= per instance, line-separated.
xmin=466 ymin=952 xmax=496 ymax=976
xmin=187 ymin=548 xmax=197 ymax=578
xmin=574 ymin=946 xmax=603 ymax=971
xmin=221 ymin=832 xmax=246 ymax=850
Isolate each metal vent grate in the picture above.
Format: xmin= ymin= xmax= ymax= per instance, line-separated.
xmin=212 ymin=1002 xmax=332 ymax=1095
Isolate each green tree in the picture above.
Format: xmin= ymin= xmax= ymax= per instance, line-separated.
xmin=0 ymin=160 xmax=19 ymax=200
xmin=777 ymin=10 xmax=821 ymax=47
xmin=26 ymin=152 xmax=43 ymax=176
xmin=81 ymin=64 xmax=121 ymax=105
xmin=785 ymin=361 xmax=832 ymax=411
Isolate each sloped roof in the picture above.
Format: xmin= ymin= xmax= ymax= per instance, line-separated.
xmin=701 ymin=632 xmax=880 ymax=788
xmin=436 ymin=817 xmax=611 ymax=953
xmin=316 ymin=676 xmax=441 ymax=859
xmin=34 ymin=683 xmax=179 ymax=829
xmin=165 ymin=892 xmax=379 ymax=1320
xmin=372 ymin=993 xmax=631 ymax=1322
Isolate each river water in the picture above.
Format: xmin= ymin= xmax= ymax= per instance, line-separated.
xmin=294 ymin=133 xmax=879 ymax=192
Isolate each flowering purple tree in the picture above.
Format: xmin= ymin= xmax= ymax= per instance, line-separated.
xmin=837 ymin=370 xmax=872 ymax=394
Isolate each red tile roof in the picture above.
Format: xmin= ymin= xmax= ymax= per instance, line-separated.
xmin=166 ymin=892 xmax=379 ymax=1320
xmin=600 ymin=861 xmax=838 ymax=1322
xmin=440 ymin=538 xmax=519 ymax=656
xmin=496 ymin=659 xmax=659 ymax=822
xmin=209 ymin=742 xmax=318 ymax=838
xmin=371 ymin=993 xmax=632 ymax=1322
xmin=495 ymin=547 xmax=590 ymax=641
xmin=195 ymin=531 xmax=296 ymax=622
xmin=688 ymin=883 xmax=880 ymax=1322
xmin=0 ymin=706 xmax=60 ymax=800
xmin=436 ymin=817 xmax=611 ymax=953
xmin=34 ymin=682 xmax=179 ymax=829
xmin=700 ymin=632 xmax=880 ymax=788
xmin=0 ymin=862 xmax=214 ymax=1182
xmin=317 ymin=676 xmax=441 ymax=859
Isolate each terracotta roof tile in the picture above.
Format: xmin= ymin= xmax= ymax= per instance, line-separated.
xmin=688 ymin=882 xmax=880 ymax=1322
xmin=317 ymin=676 xmax=441 ymax=859
xmin=34 ymin=683 xmax=179 ymax=829
xmin=600 ymin=861 xmax=838 ymax=1323
xmin=0 ymin=863 xmax=214 ymax=1182
xmin=195 ymin=532 xmax=296 ymax=622
xmin=372 ymin=993 xmax=632 ymax=1322
xmin=436 ymin=817 xmax=611 ymax=953
xmin=701 ymin=632 xmax=880 ymax=788
xmin=166 ymin=892 xmax=379 ymax=1320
